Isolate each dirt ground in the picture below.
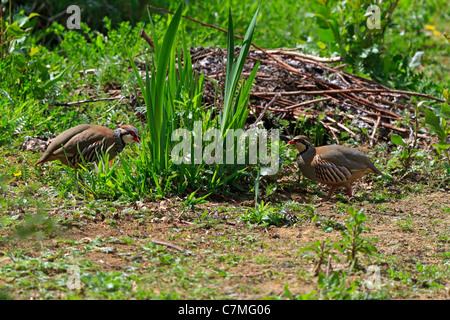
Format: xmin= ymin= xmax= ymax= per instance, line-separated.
xmin=2 ymin=183 xmax=447 ymax=300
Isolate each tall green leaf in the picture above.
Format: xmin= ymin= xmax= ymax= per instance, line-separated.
xmin=220 ymin=7 xmax=259 ymax=136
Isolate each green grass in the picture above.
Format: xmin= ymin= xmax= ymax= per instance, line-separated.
xmin=0 ymin=0 xmax=449 ymax=300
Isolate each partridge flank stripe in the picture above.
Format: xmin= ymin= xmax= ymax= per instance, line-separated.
xmin=288 ymin=135 xmax=382 ymax=200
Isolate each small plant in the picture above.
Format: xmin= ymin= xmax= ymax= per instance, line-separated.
xmin=240 ymin=200 xmax=277 ymax=226
xmin=300 ymin=238 xmax=339 ymax=275
xmin=317 ymin=270 xmax=357 ymax=300
xmin=181 ymin=191 xmax=210 ymax=211
xmin=396 ymin=216 xmax=415 ymax=233
xmin=14 ymin=211 xmax=58 ymax=240
xmin=333 ymin=206 xmax=377 ymax=270
xmin=390 ymin=134 xmax=421 ymax=172
xmin=389 ymin=101 xmax=424 ymax=172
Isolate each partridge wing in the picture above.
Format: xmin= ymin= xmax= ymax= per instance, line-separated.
xmin=52 ymin=128 xmax=107 ymax=158
xmin=312 ymin=154 xmax=352 ymax=184
xmin=317 ymin=145 xmax=377 ymax=173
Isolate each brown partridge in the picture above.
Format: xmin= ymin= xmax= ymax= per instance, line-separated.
xmin=288 ymin=135 xmax=382 ymax=199
xmin=35 ymin=124 xmax=140 ymax=168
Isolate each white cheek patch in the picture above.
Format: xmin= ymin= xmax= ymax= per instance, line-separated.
xmin=122 ymin=134 xmax=136 ymax=144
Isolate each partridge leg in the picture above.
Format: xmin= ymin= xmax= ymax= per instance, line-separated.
xmin=347 ymin=186 xmax=353 ymax=198
xmin=318 ymin=185 xmax=336 ymax=201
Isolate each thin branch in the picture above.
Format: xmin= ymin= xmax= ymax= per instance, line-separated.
xmin=253 ymin=49 xmax=342 ymax=63
xmin=251 ymin=88 xmax=445 ymax=102
xmin=151 ymin=240 xmax=193 ymax=256
xmin=249 ymin=93 xmax=280 ymax=129
xmin=139 ymin=29 xmax=154 ymax=50
xmin=284 ymin=97 xmax=331 ymax=110
xmin=53 ymin=96 xmax=126 ymax=106
xmin=370 ymin=115 xmax=381 ymax=147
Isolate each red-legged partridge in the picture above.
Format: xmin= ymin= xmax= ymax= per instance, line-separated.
xmin=288 ymin=135 xmax=382 ymax=199
xmin=35 ymin=124 xmax=140 ymax=168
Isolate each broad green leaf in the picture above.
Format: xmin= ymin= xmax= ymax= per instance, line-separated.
xmin=6 ymin=22 xmax=26 ymax=37
xmin=437 ymin=103 xmax=450 ymax=119
xmin=424 ymin=108 xmax=445 ymax=140
xmin=390 ymin=134 xmax=406 ymax=147
xmin=317 ymin=27 xmax=334 ymax=43
xmin=431 ymin=144 xmax=450 ymax=150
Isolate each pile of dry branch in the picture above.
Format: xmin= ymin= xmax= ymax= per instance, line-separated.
xmin=190 ymin=45 xmax=444 ymax=146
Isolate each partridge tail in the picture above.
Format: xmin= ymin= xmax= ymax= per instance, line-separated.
xmin=369 ymin=163 xmax=383 ymax=176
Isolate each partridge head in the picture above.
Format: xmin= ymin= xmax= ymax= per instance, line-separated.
xmin=288 ymin=135 xmax=382 ymax=200
xmin=35 ymin=124 xmax=140 ymax=168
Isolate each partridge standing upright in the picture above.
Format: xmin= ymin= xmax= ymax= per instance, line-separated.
xmin=35 ymin=124 xmax=140 ymax=168
xmin=288 ymin=135 xmax=382 ymax=199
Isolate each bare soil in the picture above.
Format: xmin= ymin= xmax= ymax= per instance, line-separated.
xmin=2 ymin=181 xmax=448 ymax=300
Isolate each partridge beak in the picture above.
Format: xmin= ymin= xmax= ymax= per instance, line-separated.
xmin=288 ymin=139 xmax=295 ymax=144
xmin=134 ymin=137 xmax=140 ymax=143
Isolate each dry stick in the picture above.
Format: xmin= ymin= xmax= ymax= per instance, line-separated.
xmin=286 ymin=56 xmax=401 ymax=119
xmin=344 ymin=113 xmax=429 ymax=139
xmin=251 ymin=88 xmax=444 ymax=102
xmin=151 ymin=239 xmax=192 ymax=256
xmin=334 ymin=64 xmax=349 ymax=70
xmin=342 ymin=71 xmax=390 ymax=90
xmin=320 ymin=120 xmax=340 ymax=144
xmin=254 ymin=85 xmax=442 ymax=119
xmin=249 ymin=54 xmax=398 ymax=120
xmin=370 ymin=115 xmax=382 ymax=147
xmin=139 ymin=29 xmax=154 ymax=50
xmin=322 ymin=115 xmax=356 ymax=137
xmin=341 ymin=92 xmax=402 ymax=119
xmin=267 ymin=51 xmax=351 ymax=87
xmin=341 ymin=73 xmax=405 ymax=120
xmin=373 ymin=97 xmax=408 ymax=110
xmin=249 ymin=93 xmax=280 ymax=129
xmin=283 ymin=97 xmax=331 ymax=110
xmin=54 ymin=96 xmax=125 ymax=106
xmin=256 ymin=99 xmax=357 ymax=139
xmin=147 ymin=5 xmax=243 ymax=41
xmin=254 ymin=90 xmax=399 ymax=120
xmin=248 ymin=55 xmax=389 ymax=122
xmin=256 ymin=96 xmax=294 ymax=110
xmin=280 ymin=101 xmax=418 ymax=140
xmin=256 ymin=55 xmax=444 ymax=104
xmin=253 ymin=49 xmax=342 ymax=63
xmin=271 ymin=46 xmax=303 ymax=51
xmin=191 ymin=50 xmax=216 ymax=61
xmin=256 ymin=94 xmax=358 ymax=137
